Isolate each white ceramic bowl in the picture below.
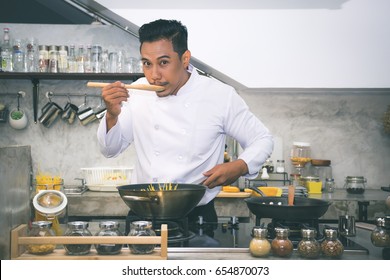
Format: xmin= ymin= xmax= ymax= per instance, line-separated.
xmin=9 ymin=108 xmax=28 ymax=130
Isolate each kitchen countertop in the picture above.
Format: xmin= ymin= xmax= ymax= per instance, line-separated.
xmin=66 ymin=189 xmax=389 ymax=220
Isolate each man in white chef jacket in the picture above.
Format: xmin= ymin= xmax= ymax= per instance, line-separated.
xmin=97 ymin=19 xmax=273 ymax=223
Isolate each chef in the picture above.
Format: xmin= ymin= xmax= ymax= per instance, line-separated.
xmin=97 ymin=19 xmax=274 ymax=223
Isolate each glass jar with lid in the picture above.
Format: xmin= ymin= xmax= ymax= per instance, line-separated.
xmin=64 ymin=221 xmax=92 ymax=255
xmin=371 ymin=217 xmax=390 ymax=247
xmin=128 ymin=221 xmax=156 ymax=254
xmin=276 ymin=160 xmax=285 ymax=173
xmin=290 ymin=142 xmax=311 ymax=168
xmin=297 ymin=229 xmax=321 ymax=259
xmin=249 ymin=227 xmax=271 ymax=257
xmin=321 ymin=228 xmax=344 ymax=258
xmin=26 ymin=221 xmax=56 ymax=255
xmin=271 ymin=228 xmax=293 ymax=258
xmin=344 ymin=176 xmax=367 ymax=194
xmin=95 ymin=221 xmax=123 ymax=255
xmin=325 ymin=178 xmax=336 ymax=193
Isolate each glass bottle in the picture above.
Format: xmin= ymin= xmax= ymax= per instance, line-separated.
xmin=84 ymin=45 xmax=92 ymax=73
xmin=26 ymin=221 xmax=56 ymax=255
xmin=276 ymin=160 xmax=285 ymax=173
xmin=13 ymin=38 xmax=25 ymax=72
xmin=128 ymin=221 xmax=156 ymax=254
xmin=76 ymin=45 xmax=85 ymax=73
xmin=64 ymin=221 xmax=92 ymax=255
xmin=48 ymin=45 xmax=58 ymax=73
xmin=58 ymin=45 xmax=68 ymax=73
xmin=91 ymin=45 xmax=102 ymax=73
xmin=371 ymin=217 xmax=390 ymax=247
xmin=1 ymin=28 xmax=13 ymax=72
xmin=321 ymin=228 xmax=344 ymax=258
xmin=249 ymin=227 xmax=271 ymax=257
xmin=271 ymin=228 xmax=293 ymax=258
xmin=291 ymin=142 xmax=311 ymax=176
xmin=297 ymin=229 xmax=321 ymax=259
xmin=325 ymin=178 xmax=336 ymax=193
xmin=95 ymin=221 xmax=123 ymax=255
xmin=67 ymin=45 xmax=77 ymax=73
xmin=38 ymin=45 xmax=49 ymax=72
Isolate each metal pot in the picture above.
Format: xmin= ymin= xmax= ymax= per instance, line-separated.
xmin=117 ymin=183 xmax=206 ymax=219
xmin=244 ymin=186 xmax=331 ymax=220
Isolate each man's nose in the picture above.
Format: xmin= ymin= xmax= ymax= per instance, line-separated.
xmin=150 ymin=65 xmax=161 ymax=81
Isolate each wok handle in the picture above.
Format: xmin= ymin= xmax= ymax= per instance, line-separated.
xmin=248 ymin=185 xmax=266 ymax=197
xmin=122 ymin=195 xmax=159 ymax=203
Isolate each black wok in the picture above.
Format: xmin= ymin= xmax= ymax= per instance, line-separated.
xmin=244 ymin=186 xmax=331 ymax=220
xmin=117 ymin=183 xmax=206 ymax=219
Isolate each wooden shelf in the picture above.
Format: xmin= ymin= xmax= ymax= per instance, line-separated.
xmin=11 ymin=224 xmax=168 ymax=260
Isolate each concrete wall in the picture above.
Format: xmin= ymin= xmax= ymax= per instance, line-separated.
xmin=0 ymin=24 xmax=389 ymax=191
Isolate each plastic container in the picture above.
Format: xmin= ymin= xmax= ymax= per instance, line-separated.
xmin=81 ymin=167 xmax=133 ymax=191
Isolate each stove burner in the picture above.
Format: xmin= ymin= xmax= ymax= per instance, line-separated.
xmin=125 ymin=211 xmax=195 ymax=246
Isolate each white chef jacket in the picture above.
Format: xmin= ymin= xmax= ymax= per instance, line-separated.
xmin=97 ymin=65 xmax=274 ymax=205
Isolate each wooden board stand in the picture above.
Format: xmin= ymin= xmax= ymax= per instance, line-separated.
xmin=11 ymin=224 xmax=168 ymax=260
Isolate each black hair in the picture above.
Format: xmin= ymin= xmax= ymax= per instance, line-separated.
xmin=139 ymin=19 xmax=188 ymax=58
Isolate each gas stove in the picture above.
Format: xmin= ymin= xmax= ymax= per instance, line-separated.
xmin=125 ymin=213 xmax=369 ymax=254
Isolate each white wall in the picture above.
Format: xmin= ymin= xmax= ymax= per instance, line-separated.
xmin=96 ymin=0 xmax=390 ymax=88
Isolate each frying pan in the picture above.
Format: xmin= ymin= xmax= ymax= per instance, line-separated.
xmin=117 ymin=183 xmax=206 ymax=219
xmin=244 ymin=186 xmax=331 ymax=220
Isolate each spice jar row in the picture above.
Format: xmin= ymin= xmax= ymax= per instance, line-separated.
xmin=249 ymin=227 xmax=344 ymax=259
xmin=26 ymin=220 xmax=157 ymax=256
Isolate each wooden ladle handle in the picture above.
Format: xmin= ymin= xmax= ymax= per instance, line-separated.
xmin=87 ymin=82 xmax=165 ymax=92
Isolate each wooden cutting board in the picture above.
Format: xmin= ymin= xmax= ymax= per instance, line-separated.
xmin=217 ymin=191 xmax=251 ymax=198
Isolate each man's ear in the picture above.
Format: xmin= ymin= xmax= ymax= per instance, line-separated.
xmin=182 ymin=50 xmax=191 ymax=67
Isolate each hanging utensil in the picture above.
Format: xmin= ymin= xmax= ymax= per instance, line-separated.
xmin=86 ymin=82 xmax=165 ymax=92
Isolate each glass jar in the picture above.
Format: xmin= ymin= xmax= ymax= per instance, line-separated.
xmin=276 ymin=160 xmax=285 ymax=173
xmin=249 ymin=227 xmax=271 ymax=257
xmin=344 ymin=176 xmax=366 ymax=194
xmin=325 ymin=178 xmax=336 ymax=193
xmin=26 ymin=221 xmax=56 ymax=255
xmin=321 ymin=228 xmax=344 ymax=258
xmin=128 ymin=221 xmax=156 ymax=254
xmin=95 ymin=221 xmax=123 ymax=255
xmin=271 ymin=228 xmax=293 ymax=258
xmin=263 ymin=159 xmax=274 ymax=173
xmin=371 ymin=217 xmax=390 ymax=247
xmin=91 ymin=45 xmax=102 ymax=73
xmin=290 ymin=142 xmax=311 ymax=168
xmin=297 ymin=229 xmax=321 ymax=259
xmin=64 ymin=221 xmax=92 ymax=255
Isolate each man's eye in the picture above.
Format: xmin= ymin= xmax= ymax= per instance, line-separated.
xmin=143 ymin=61 xmax=151 ymax=67
xmin=160 ymin=60 xmax=169 ymax=66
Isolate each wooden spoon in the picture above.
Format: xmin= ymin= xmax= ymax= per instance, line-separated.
xmin=288 ymin=185 xmax=295 ymax=206
xmin=87 ymin=82 xmax=165 ymax=92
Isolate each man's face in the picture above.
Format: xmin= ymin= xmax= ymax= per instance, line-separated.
xmin=140 ymin=39 xmax=190 ymax=97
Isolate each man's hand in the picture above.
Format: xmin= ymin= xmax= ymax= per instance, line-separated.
xmin=202 ymin=159 xmax=249 ymax=188
xmin=101 ymin=81 xmax=129 ymax=131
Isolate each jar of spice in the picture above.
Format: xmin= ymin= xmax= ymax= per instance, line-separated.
xmin=297 ymin=229 xmax=321 ymax=259
xmin=271 ymin=228 xmax=293 ymax=258
xmin=344 ymin=176 xmax=366 ymax=194
xmin=321 ymin=228 xmax=344 ymax=258
xmin=64 ymin=221 xmax=92 ymax=255
xmin=26 ymin=221 xmax=56 ymax=255
xmin=249 ymin=227 xmax=271 ymax=257
xmin=276 ymin=160 xmax=285 ymax=173
xmin=371 ymin=217 xmax=390 ymax=247
xmin=95 ymin=221 xmax=123 ymax=255
xmin=128 ymin=221 xmax=156 ymax=254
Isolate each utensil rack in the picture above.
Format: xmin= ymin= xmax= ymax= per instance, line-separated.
xmin=11 ymin=224 xmax=168 ymax=260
